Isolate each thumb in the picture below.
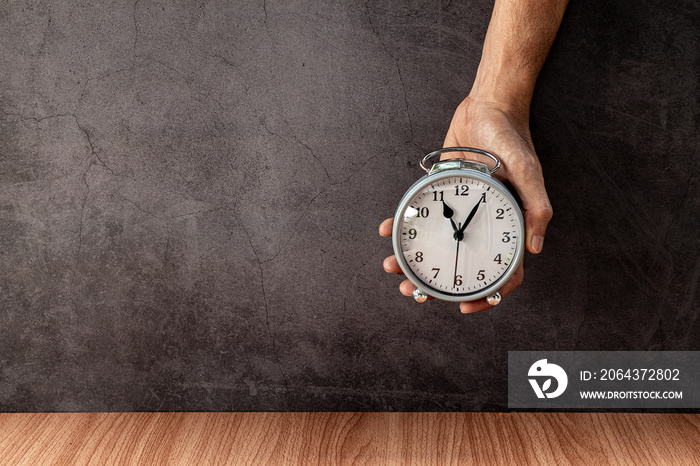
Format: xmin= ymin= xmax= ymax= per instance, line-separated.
xmin=508 ymin=154 xmax=554 ymax=254
xmin=512 ymin=166 xmax=553 ymax=254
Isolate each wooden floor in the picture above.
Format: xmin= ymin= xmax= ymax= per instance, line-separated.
xmin=0 ymin=413 xmax=698 ymax=465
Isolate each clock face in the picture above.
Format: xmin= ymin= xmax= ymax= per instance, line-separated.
xmin=396 ymin=172 xmax=524 ymax=300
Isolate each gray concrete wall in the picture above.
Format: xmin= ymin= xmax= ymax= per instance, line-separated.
xmin=1 ymin=0 xmax=698 ymax=411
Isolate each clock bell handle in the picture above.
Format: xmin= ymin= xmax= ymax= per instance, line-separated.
xmin=420 ymin=147 xmax=501 ymax=176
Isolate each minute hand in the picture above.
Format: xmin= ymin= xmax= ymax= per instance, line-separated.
xmin=458 ymin=198 xmax=483 ymax=236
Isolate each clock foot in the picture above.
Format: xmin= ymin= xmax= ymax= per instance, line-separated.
xmin=412 ymin=289 xmax=429 ymax=304
xmin=486 ymin=291 xmax=502 ymax=306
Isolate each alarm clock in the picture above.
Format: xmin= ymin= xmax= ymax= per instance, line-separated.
xmin=392 ymin=147 xmax=525 ymax=305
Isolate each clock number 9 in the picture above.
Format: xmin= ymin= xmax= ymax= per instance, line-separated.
xmin=408 ymin=228 xmax=417 ymax=239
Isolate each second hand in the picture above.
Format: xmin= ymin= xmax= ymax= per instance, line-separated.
xmin=454 ymin=222 xmax=461 ymax=288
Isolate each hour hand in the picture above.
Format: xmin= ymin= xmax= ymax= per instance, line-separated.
xmin=442 ymin=200 xmax=458 ymax=232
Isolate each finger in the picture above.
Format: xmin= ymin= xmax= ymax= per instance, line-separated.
xmin=507 ymin=158 xmax=553 ymax=254
xmin=443 ymin=129 xmax=474 ymax=161
xmin=442 ymin=103 xmax=465 ymax=151
xmin=399 ymin=279 xmax=416 ymax=296
xmin=379 ymin=218 xmax=394 ymax=237
xmin=399 ymin=280 xmax=436 ymax=301
xmin=459 ymin=261 xmax=524 ymax=314
xmin=443 ymin=127 xmax=459 ymax=149
xmin=383 ymin=255 xmax=404 ymax=275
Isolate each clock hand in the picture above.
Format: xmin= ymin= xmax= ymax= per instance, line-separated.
xmin=442 ymin=200 xmax=459 ymax=234
xmin=457 ymin=197 xmax=483 ymax=237
xmin=453 ymin=222 xmax=461 ymax=286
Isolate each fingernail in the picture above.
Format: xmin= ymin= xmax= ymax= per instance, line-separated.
xmin=532 ymin=235 xmax=544 ymax=253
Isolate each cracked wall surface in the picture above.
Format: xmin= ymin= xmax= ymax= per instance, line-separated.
xmin=1 ymin=0 xmax=699 ymax=411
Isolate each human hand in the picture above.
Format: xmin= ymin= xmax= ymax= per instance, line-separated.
xmin=379 ymin=95 xmax=552 ymax=313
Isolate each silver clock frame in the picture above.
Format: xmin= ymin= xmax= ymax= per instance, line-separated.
xmin=391 ymin=157 xmax=525 ymax=303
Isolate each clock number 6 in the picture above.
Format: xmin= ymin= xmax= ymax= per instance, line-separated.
xmin=454 ymin=275 xmax=462 ymax=287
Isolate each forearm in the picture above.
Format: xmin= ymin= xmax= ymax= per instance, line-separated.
xmin=470 ymin=0 xmax=569 ymax=119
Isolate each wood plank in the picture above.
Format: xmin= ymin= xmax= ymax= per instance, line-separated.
xmin=0 ymin=413 xmax=698 ymax=465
